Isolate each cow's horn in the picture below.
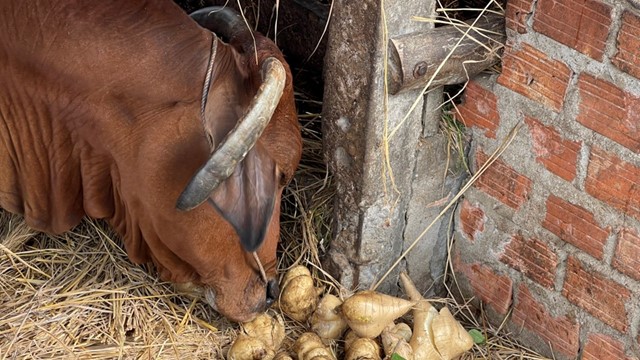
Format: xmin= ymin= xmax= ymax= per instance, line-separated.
xmin=189 ymin=6 xmax=248 ymax=42
xmin=176 ymin=57 xmax=286 ymax=211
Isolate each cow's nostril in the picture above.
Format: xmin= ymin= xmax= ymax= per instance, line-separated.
xmin=265 ymin=279 xmax=279 ymax=307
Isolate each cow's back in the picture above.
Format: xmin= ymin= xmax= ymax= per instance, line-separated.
xmin=0 ymin=0 xmax=209 ymax=233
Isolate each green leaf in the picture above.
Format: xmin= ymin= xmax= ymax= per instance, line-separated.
xmin=390 ymin=353 xmax=407 ymax=360
xmin=468 ymin=328 xmax=486 ymax=344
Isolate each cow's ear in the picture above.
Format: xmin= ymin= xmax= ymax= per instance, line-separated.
xmin=208 ymin=145 xmax=278 ymax=252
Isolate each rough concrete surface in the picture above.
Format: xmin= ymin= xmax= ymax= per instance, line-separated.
xmin=322 ymin=0 xmax=468 ymax=295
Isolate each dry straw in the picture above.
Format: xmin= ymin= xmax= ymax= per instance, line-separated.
xmin=0 ymin=212 xmax=238 ymax=359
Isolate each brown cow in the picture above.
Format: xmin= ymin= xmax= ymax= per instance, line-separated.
xmin=0 ymin=1 xmax=301 ymax=322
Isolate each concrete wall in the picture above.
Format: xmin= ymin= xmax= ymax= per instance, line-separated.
xmin=453 ymin=1 xmax=640 ymax=358
xmin=321 ymin=0 xmax=469 ymax=296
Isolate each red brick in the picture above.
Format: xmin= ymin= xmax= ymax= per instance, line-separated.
xmin=613 ymin=11 xmax=640 ymax=80
xmin=454 ymin=255 xmax=513 ymax=315
xmin=586 ymin=148 xmax=640 ymax=221
xmin=456 ymin=82 xmax=499 ymax=139
xmin=562 ymin=256 xmax=630 ymax=332
xmin=506 ymin=0 xmax=535 ymax=34
xmin=577 ymin=73 xmax=640 ymax=152
xmin=459 ymin=199 xmax=485 ymax=241
xmin=497 ymin=43 xmax=572 ymax=111
xmin=475 ymin=150 xmax=532 ymax=210
xmin=513 ymin=284 xmax=579 ymax=357
xmin=583 ymin=334 xmax=630 ymax=360
xmin=613 ymin=229 xmax=640 ymax=281
xmin=533 ymin=0 xmax=612 ymax=61
xmin=500 ymin=234 xmax=558 ymax=289
xmin=525 ymin=116 xmax=581 ymax=181
xmin=542 ymin=195 xmax=610 ymax=260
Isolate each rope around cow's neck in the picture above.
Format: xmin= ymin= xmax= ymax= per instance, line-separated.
xmin=200 ymin=33 xmax=217 ymax=136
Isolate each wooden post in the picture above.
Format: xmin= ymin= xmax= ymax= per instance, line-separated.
xmin=387 ymin=13 xmax=505 ymax=94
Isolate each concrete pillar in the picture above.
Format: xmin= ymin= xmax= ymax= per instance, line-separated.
xmin=322 ymin=0 xmax=467 ymax=294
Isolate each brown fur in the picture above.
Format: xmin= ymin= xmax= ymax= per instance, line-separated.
xmin=0 ymin=0 xmax=301 ymax=322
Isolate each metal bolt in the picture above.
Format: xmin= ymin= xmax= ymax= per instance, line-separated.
xmin=413 ymin=61 xmax=428 ymax=78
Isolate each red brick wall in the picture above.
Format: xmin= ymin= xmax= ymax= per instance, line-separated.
xmin=454 ymin=1 xmax=640 ymax=358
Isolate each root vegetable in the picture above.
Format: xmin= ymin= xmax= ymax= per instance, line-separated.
xmin=392 ymin=322 xmax=412 ymax=343
xmin=409 ymin=303 xmax=440 ymax=359
xmin=398 ymin=272 xmax=422 ymax=302
xmin=340 ymin=290 xmax=416 ymax=338
xmin=381 ymin=322 xmax=412 ymax=351
xmin=227 ymin=335 xmax=275 ymax=360
xmin=400 ymin=272 xmax=473 ymax=359
xmin=293 ymin=332 xmax=336 ymax=360
xmin=399 ymin=272 xmax=442 ymax=360
xmin=381 ymin=323 xmax=414 ymax=359
xmin=242 ymin=313 xmax=285 ymax=351
xmin=280 ymin=265 xmax=320 ymax=322
xmin=344 ymin=337 xmax=381 ymax=360
xmin=273 ymin=353 xmax=293 ymax=360
xmin=310 ymin=294 xmax=348 ymax=341
xmin=387 ymin=339 xmax=414 ymax=360
xmin=344 ymin=330 xmax=359 ymax=352
xmin=431 ymin=307 xmax=474 ymax=359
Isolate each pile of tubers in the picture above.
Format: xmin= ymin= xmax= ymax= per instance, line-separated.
xmin=225 ymin=265 xmax=474 ymax=360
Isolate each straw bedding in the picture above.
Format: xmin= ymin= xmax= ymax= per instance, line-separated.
xmin=0 ymin=213 xmax=233 ymax=359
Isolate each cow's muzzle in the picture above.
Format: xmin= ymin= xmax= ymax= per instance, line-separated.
xmin=175 ymin=278 xmax=279 ymax=322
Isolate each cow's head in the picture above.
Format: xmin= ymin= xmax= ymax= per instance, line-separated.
xmin=133 ymin=7 xmax=301 ymax=322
